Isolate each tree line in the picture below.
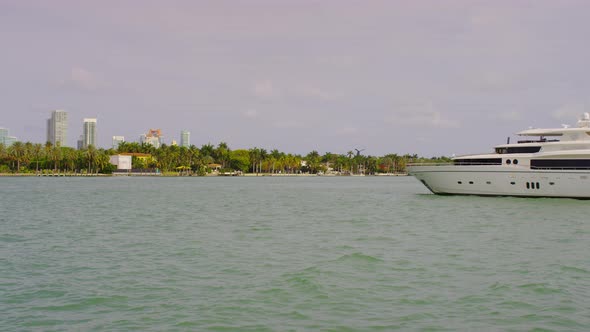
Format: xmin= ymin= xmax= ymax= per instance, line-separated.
xmin=0 ymin=141 xmax=451 ymax=175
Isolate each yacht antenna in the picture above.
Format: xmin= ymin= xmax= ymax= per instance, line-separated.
xmin=506 ymin=137 xmax=510 ymax=144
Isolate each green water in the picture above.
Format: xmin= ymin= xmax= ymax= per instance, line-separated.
xmin=1 ymin=177 xmax=588 ymax=331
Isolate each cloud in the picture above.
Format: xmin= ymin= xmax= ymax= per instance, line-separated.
xmin=317 ymin=55 xmax=356 ymax=67
xmin=252 ymin=79 xmax=279 ymax=99
xmin=551 ymin=103 xmax=586 ymax=122
xmin=242 ymin=109 xmax=260 ymax=119
xmin=488 ymin=111 xmax=523 ymax=122
xmin=385 ymin=104 xmax=460 ymax=129
xmin=59 ymin=66 xmax=100 ymax=91
xmin=297 ymin=87 xmax=340 ymax=101
xmin=272 ymin=120 xmax=306 ymax=129
xmin=338 ymin=127 xmax=359 ymax=135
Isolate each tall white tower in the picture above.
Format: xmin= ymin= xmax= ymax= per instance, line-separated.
xmin=181 ymin=130 xmax=190 ymax=147
xmin=83 ymin=118 xmax=97 ymax=148
xmin=47 ymin=110 xmax=68 ymax=146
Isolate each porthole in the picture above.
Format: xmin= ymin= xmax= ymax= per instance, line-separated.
xmin=510 ymin=181 xmax=516 ymax=185
xmin=513 ymin=159 xmax=519 ymax=165
xmin=486 ymin=181 xmax=491 ymax=184
xmin=469 ymin=181 xmax=474 ymax=184
xmin=526 ymin=182 xmax=530 ymax=189
xmin=506 ymin=159 xmax=511 ymax=165
xmin=458 ymin=181 xmax=462 ymax=184
xmin=549 ymin=182 xmax=555 ymax=185
xmin=536 ymin=182 xmax=540 ymax=189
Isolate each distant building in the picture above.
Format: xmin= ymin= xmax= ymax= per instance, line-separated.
xmin=0 ymin=128 xmax=8 ymax=145
xmin=77 ymin=135 xmax=84 ymax=150
xmin=82 ymin=118 xmax=97 ymax=148
xmin=109 ymin=155 xmax=132 ymax=170
xmin=112 ymin=136 xmax=125 ymax=149
xmin=119 ymin=152 xmax=151 ymax=162
xmin=140 ymin=129 xmax=163 ymax=148
xmin=3 ymin=136 xmax=17 ymax=146
xmin=180 ymin=130 xmax=190 ymax=147
xmin=171 ymin=140 xmax=178 ymax=146
xmin=47 ymin=110 xmax=68 ymax=146
xmin=0 ymin=127 xmax=17 ymax=146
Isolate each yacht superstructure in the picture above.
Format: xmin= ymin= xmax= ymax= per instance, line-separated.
xmin=407 ymin=113 xmax=590 ymax=198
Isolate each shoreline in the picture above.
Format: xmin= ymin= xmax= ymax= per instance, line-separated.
xmin=1 ymin=172 xmax=408 ymax=177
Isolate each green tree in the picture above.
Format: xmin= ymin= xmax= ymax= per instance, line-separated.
xmin=9 ymin=141 xmax=26 ymax=173
xmin=31 ymin=143 xmax=43 ymax=173
xmin=229 ymin=149 xmax=251 ymax=172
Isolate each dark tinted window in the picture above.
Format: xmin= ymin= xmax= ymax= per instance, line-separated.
xmin=496 ymin=146 xmax=542 ymax=154
xmin=454 ymin=158 xmax=502 ymax=165
xmin=531 ymin=159 xmax=590 ymax=170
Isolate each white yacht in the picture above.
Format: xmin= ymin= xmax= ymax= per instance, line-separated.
xmin=408 ymin=113 xmax=590 ymax=198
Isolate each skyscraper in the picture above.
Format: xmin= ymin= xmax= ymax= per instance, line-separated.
xmin=112 ymin=136 xmax=125 ymax=149
xmin=140 ymin=129 xmax=162 ymax=148
xmin=180 ymin=130 xmax=190 ymax=147
xmin=0 ymin=127 xmax=17 ymax=146
xmin=82 ymin=118 xmax=97 ymax=148
xmin=77 ymin=135 xmax=84 ymax=150
xmin=47 ymin=110 xmax=68 ymax=146
xmin=0 ymin=128 xmax=8 ymax=143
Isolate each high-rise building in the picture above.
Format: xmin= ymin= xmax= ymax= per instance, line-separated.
xmin=82 ymin=118 xmax=97 ymax=148
xmin=140 ymin=129 xmax=163 ymax=148
xmin=0 ymin=128 xmax=8 ymax=143
xmin=0 ymin=127 xmax=18 ymax=146
xmin=180 ymin=130 xmax=190 ymax=147
xmin=112 ymin=136 xmax=125 ymax=149
xmin=77 ymin=135 xmax=84 ymax=150
xmin=47 ymin=110 xmax=68 ymax=146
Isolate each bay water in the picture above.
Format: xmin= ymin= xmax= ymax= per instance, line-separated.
xmin=1 ymin=176 xmax=588 ymax=331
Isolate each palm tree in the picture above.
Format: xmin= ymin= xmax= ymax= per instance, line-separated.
xmin=215 ymin=142 xmax=230 ymax=168
xmin=32 ymin=143 xmax=43 ymax=173
xmin=52 ymin=146 xmax=62 ymax=172
xmin=95 ymin=150 xmax=110 ymax=173
xmin=9 ymin=141 xmax=26 ymax=173
xmin=86 ymin=145 xmax=97 ymax=173
xmin=0 ymin=143 xmax=6 ymax=168
xmin=61 ymin=148 xmax=77 ymax=173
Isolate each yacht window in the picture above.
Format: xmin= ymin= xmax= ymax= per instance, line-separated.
xmin=453 ymin=158 xmax=502 ymax=166
xmin=506 ymin=159 xmax=511 ymax=165
xmin=526 ymin=182 xmax=530 ymax=189
xmin=536 ymin=182 xmax=540 ymax=189
xmin=469 ymin=181 xmax=474 ymax=184
xmin=513 ymin=159 xmax=519 ymax=165
xmin=510 ymin=181 xmax=516 ymax=185
xmin=549 ymin=182 xmax=555 ymax=185
xmin=486 ymin=181 xmax=491 ymax=184
xmin=457 ymin=181 xmax=462 ymax=184
xmin=531 ymin=159 xmax=590 ymax=170
xmin=495 ymin=146 xmax=541 ymax=154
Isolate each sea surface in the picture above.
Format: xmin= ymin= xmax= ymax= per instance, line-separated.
xmin=1 ymin=176 xmax=589 ymax=331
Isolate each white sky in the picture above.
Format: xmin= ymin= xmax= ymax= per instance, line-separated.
xmin=2 ymin=0 xmax=590 ymax=156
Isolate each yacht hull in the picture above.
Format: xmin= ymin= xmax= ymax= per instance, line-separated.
xmin=408 ymin=165 xmax=590 ymax=198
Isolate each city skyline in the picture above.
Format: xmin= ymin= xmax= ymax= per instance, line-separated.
xmin=3 ymin=110 xmax=195 ymax=150
xmin=3 ymin=2 xmax=590 ymax=156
